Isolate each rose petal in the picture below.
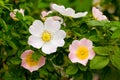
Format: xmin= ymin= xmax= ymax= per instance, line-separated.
xmin=88 ymin=49 xmax=95 ymax=60
xmin=21 ymin=50 xmax=33 ymax=59
xmin=68 ymin=52 xmax=88 ymax=66
xmin=45 ymin=18 xmax=61 ymax=33
xmin=69 ymin=40 xmax=80 ymax=53
xmin=42 ymin=42 xmax=57 ymax=54
xmin=71 ymin=12 xmax=88 ymax=18
xmin=28 ymin=35 xmax=44 ymax=49
xmin=78 ymin=38 xmax=93 ymax=49
xmin=29 ymin=20 xmax=44 ymax=37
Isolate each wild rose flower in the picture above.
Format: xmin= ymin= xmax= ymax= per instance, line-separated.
xmin=40 ymin=10 xmax=53 ymax=21
xmin=41 ymin=10 xmax=53 ymax=18
xmin=28 ymin=18 xmax=66 ymax=54
xmin=47 ymin=16 xmax=64 ymax=25
xmin=68 ymin=38 xmax=95 ymax=66
xmin=92 ymin=7 xmax=108 ymax=21
xmin=92 ymin=0 xmax=102 ymax=10
xmin=21 ymin=50 xmax=45 ymax=72
xmin=51 ymin=3 xmax=88 ymax=18
xmin=40 ymin=10 xmax=64 ymax=25
xmin=10 ymin=9 xmax=24 ymax=20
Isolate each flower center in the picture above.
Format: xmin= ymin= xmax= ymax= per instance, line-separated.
xmin=25 ymin=54 xmax=38 ymax=67
xmin=41 ymin=30 xmax=51 ymax=42
xmin=76 ymin=46 xmax=89 ymax=60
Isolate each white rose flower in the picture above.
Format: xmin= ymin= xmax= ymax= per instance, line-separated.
xmin=28 ymin=18 xmax=66 ymax=54
xmin=51 ymin=3 xmax=88 ymax=18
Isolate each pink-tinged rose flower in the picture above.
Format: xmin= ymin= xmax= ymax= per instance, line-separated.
xmin=40 ymin=11 xmax=64 ymax=25
xmin=47 ymin=16 xmax=64 ymax=25
xmin=51 ymin=3 xmax=88 ymax=18
xmin=28 ymin=18 xmax=66 ymax=54
xmin=41 ymin=10 xmax=53 ymax=18
xmin=21 ymin=50 xmax=45 ymax=72
xmin=40 ymin=10 xmax=53 ymax=21
xmin=92 ymin=0 xmax=103 ymax=10
xmin=10 ymin=9 xmax=24 ymax=20
xmin=68 ymin=38 xmax=95 ymax=66
xmin=92 ymin=7 xmax=108 ymax=21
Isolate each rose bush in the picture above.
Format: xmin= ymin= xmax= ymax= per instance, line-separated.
xmin=0 ymin=0 xmax=120 ymax=80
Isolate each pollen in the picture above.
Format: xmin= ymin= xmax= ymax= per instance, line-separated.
xmin=41 ymin=30 xmax=51 ymax=42
xmin=25 ymin=54 xmax=38 ymax=67
xmin=76 ymin=46 xmax=89 ymax=60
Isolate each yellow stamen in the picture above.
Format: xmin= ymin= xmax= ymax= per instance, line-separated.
xmin=76 ymin=46 xmax=89 ymax=60
xmin=25 ymin=54 xmax=38 ymax=67
xmin=41 ymin=30 xmax=51 ymax=42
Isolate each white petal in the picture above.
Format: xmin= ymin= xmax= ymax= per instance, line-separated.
xmin=44 ymin=18 xmax=61 ymax=33
xmin=52 ymin=30 xmax=66 ymax=47
xmin=52 ymin=39 xmax=65 ymax=47
xmin=53 ymin=30 xmax=66 ymax=39
xmin=71 ymin=12 xmax=88 ymax=18
xmin=51 ymin=4 xmax=65 ymax=13
xmin=28 ymin=35 xmax=44 ymax=49
xmin=29 ymin=20 xmax=44 ymax=37
xmin=63 ymin=8 xmax=75 ymax=16
xmin=42 ymin=42 xmax=57 ymax=54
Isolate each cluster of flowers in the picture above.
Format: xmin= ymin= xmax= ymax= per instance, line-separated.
xmin=10 ymin=3 xmax=108 ymax=72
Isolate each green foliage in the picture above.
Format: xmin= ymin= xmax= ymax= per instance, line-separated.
xmin=90 ymin=56 xmax=109 ymax=69
xmin=100 ymin=67 xmax=120 ymax=80
xmin=0 ymin=0 xmax=120 ymax=80
xmin=65 ymin=64 xmax=78 ymax=75
xmin=93 ymin=47 xmax=110 ymax=56
xmin=110 ymin=55 xmax=120 ymax=70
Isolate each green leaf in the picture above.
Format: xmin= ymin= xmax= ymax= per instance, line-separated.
xmin=16 ymin=12 xmax=23 ymax=20
xmin=93 ymin=47 xmax=110 ymax=56
xmin=66 ymin=64 xmax=78 ymax=75
xmin=78 ymin=64 xmax=87 ymax=71
xmin=39 ymin=68 xmax=48 ymax=78
xmin=46 ymin=61 xmax=54 ymax=72
xmin=101 ymin=67 xmax=120 ymax=80
xmin=0 ymin=0 xmax=4 ymax=6
xmin=7 ymin=41 xmax=17 ymax=50
xmin=111 ymin=30 xmax=120 ymax=39
xmin=90 ymin=56 xmax=109 ymax=69
xmin=87 ymin=20 xmax=107 ymax=27
xmin=110 ymin=55 xmax=120 ymax=70
xmin=10 ymin=57 xmax=21 ymax=65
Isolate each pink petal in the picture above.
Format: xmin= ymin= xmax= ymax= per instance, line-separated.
xmin=69 ymin=40 xmax=80 ymax=53
xmin=21 ymin=50 xmax=33 ymax=59
xmin=88 ymin=49 xmax=95 ymax=60
xmin=37 ymin=56 xmax=46 ymax=69
xmin=68 ymin=38 xmax=95 ymax=66
xmin=68 ymin=52 xmax=88 ymax=66
xmin=28 ymin=56 xmax=46 ymax=73
xmin=92 ymin=7 xmax=108 ymax=21
xmin=78 ymin=38 xmax=93 ymax=49
xmin=21 ymin=50 xmax=46 ymax=73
